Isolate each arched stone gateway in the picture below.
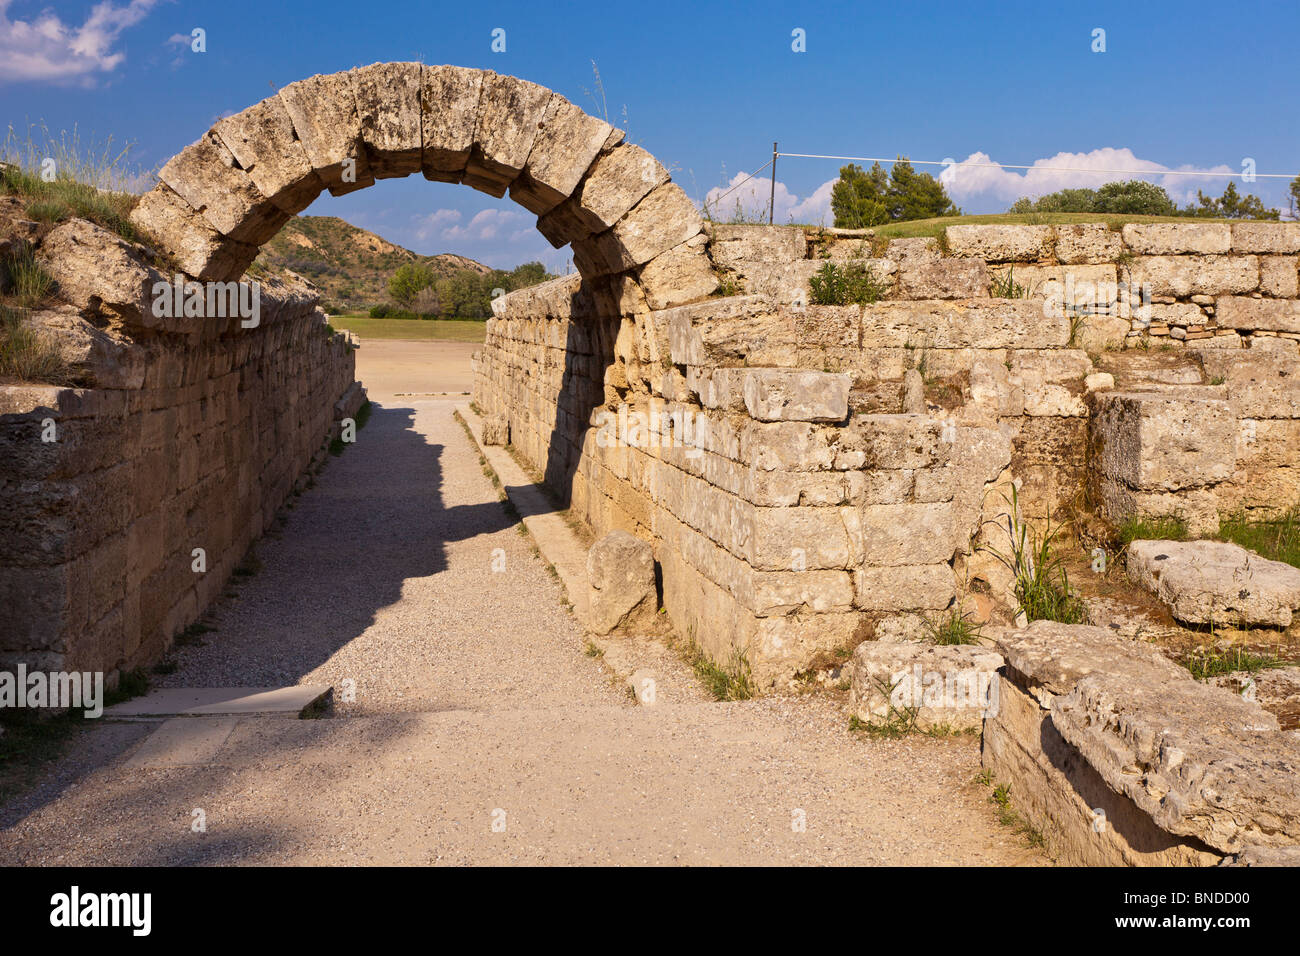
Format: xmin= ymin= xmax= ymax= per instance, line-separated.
xmin=130 ymin=63 xmax=717 ymax=311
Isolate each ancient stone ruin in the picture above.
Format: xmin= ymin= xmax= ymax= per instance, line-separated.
xmin=2 ymin=63 xmax=1298 ymax=864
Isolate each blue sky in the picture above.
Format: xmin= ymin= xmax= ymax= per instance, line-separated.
xmin=3 ymin=0 xmax=1298 ymax=271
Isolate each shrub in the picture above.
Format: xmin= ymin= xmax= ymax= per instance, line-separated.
xmin=809 ymin=261 xmax=888 ymax=306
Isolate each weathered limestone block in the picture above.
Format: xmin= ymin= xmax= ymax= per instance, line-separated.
xmin=666 ymin=296 xmax=796 ymax=367
xmin=745 ymin=505 xmax=859 ymax=571
xmin=1052 ymin=672 xmax=1294 ymax=854
xmin=749 ymin=568 xmax=855 ymax=616
xmin=742 ymin=369 xmax=849 ymax=423
xmin=421 ymin=64 xmax=484 ymax=182
xmin=708 ymin=224 xmax=807 ymax=268
xmin=350 ymin=61 xmax=424 ymax=178
xmin=838 ymin=414 xmax=949 ymax=470
xmin=1215 ymin=296 xmax=1300 ymax=333
xmin=1231 ymin=221 xmax=1300 ymax=254
xmin=1212 ymin=666 xmax=1300 ymax=730
xmin=587 ymin=530 xmax=657 ymax=635
xmin=214 ymin=95 xmax=323 ymax=213
xmin=1001 ymin=263 xmax=1118 ymax=310
xmin=277 ymin=71 xmax=373 ymax=193
xmin=1122 ymin=222 xmax=1231 ymax=255
xmin=1091 ymin=389 xmax=1236 ymax=491
xmin=860 ymin=502 xmax=962 ymax=566
xmin=36 ymin=220 xmax=167 ymax=329
xmin=510 ymin=95 xmax=615 ymax=215
xmin=884 ymin=236 xmax=940 ymax=263
xmin=860 ymin=300 xmax=1070 ymax=349
xmin=1128 ymin=539 xmax=1300 ymax=627
xmin=24 ymin=307 xmax=143 ymax=389
xmin=128 ymin=185 xmax=259 ymax=281
xmin=1130 ymin=255 xmax=1258 ymax=297
xmin=585 ymin=182 xmax=703 ymax=274
xmin=945 ymin=224 xmax=1051 ymax=261
xmin=1198 ymin=351 xmax=1300 ymax=419
xmin=896 ymin=258 xmax=988 ymax=299
xmin=635 ymin=233 xmax=717 ymax=310
xmin=465 ymin=73 xmax=553 ymax=196
xmin=853 ymin=564 xmax=955 ymax=611
xmin=1009 ymin=349 xmax=1091 ymax=416
xmin=983 ymin=621 xmax=1225 ymax=865
xmin=482 ymin=414 xmax=509 ymax=446
xmin=1054 ymin=223 xmax=1123 ymax=264
xmin=538 ymin=143 xmax=668 ymax=246
xmin=157 ymin=130 xmax=290 ymax=244
xmin=849 ymin=642 xmax=1003 ymax=732
xmin=1260 ymin=256 xmax=1299 ymax=298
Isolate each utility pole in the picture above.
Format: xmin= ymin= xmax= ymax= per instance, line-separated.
xmin=769 ymin=142 xmax=778 ymax=225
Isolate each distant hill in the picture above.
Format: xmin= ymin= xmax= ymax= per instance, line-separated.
xmin=254 ymin=215 xmax=490 ymax=311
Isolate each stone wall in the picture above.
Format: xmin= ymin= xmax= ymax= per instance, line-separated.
xmin=0 ymin=219 xmax=361 ymax=682
xmin=475 ymin=221 xmax=1300 ymax=686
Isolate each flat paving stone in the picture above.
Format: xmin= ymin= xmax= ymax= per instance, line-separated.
xmin=104 ymin=686 xmax=331 ymax=718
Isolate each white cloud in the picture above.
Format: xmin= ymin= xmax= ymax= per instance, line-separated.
xmin=412 ymin=208 xmax=462 ymax=241
xmin=704 ymin=172 xmax=837 ymax=226
xmin=0 ymin=0 xmax=162 ymax=84
xmin=940 ymin=148 xmax=1237 ymax=206
xmin=440 ymin=208 xmax=528 ymax=242
xmin=703 ymin=147 xmax=1248 ymax=222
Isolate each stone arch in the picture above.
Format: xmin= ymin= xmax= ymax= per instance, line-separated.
xmin=129 ymin=63 xmax=717 ymax=311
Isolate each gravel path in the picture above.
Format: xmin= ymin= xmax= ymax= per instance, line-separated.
xmin=0 ymin=396 xmax=1046 ymax=866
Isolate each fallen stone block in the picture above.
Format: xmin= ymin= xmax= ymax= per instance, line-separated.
xmin=1127 ymin=539 xmax=1300 ymax=627
xmin=1051 ymin=671 xmax=1294 ymax=854
xmin=849 ymin=641 xmax=1003 ymax=732
xmin=587 ymin=530 xmax=657 ymax=635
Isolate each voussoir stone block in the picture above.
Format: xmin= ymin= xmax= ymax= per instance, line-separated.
xmin=350 ymin=61 xmax=424 ymax=178
xmin=1128 ymin=539 xmax=1300 ymax=627
xmin=465 ymin=72 xmax=553 ymax=196
xmin=636 ymin=233 xmax=717 ymax=310
xmin=128 ymin=185 xmax=258 ymax=281
xmin=157 ymin=130 xmax=290 ymax=245
xmin=509 ymin=95 xmax=616 ymax=215
xmin=538 ymin=142 xmax=669 ymax=246
xmin=421 ymin=64 xmax=484 ymax=183
xmin=588 ymin=181 xmax=704 ymax=274
xmin=742 ymin=369 xmax=849 ymax=423
xmin=214 ymin=96 xmax=323 ymax=214
xmin=278 ymin=71 xmax=374 ymax=193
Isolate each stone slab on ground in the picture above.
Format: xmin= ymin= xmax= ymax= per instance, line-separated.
xmin=122 ymin=718 xmax=238 ymax=768
xmin=104 ymin=685 xmax=331 ymax=718
xmin=1127 ymin=539 xmax=1300 ymax=627
xmin=1052 ymin=671 xmax=1296 ymax=854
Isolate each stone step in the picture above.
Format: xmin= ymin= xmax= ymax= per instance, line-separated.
xmin=104 ymin=685 xmax=332 ymax=719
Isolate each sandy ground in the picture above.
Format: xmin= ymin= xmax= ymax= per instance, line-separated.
xmin=0 ymin=350 xmax=1046 ymax=866
xmin=353 ymin=340 xmax=479 ymax=395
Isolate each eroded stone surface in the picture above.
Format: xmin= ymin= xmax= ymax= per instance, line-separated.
xmin=587 ymin=531 xmax=657 ymax=635
xmin=849 ymin=642 xmax=1003 ymax=732
xmin=1128 ymin=539 xmax=1300 ymax=627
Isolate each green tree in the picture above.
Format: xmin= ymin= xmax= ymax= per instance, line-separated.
xmin=1185 ymin=181 xmax=1279 ymax=220
xmin=388 ymin=262 xmax=436 ymax=306
xmin=831 ymin=162 xmax=890 ymax=228
xmin=1093 ymin=180 xmax=1178 ymax=215
xmin=886 ymin=158 xmax=960 ymax=221
xmin=1289 ymin=175 xmax=1300 ymax=220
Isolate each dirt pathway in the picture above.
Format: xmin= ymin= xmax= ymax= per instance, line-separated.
xmin=0 ymin=390 xmax=1045 ymax=865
